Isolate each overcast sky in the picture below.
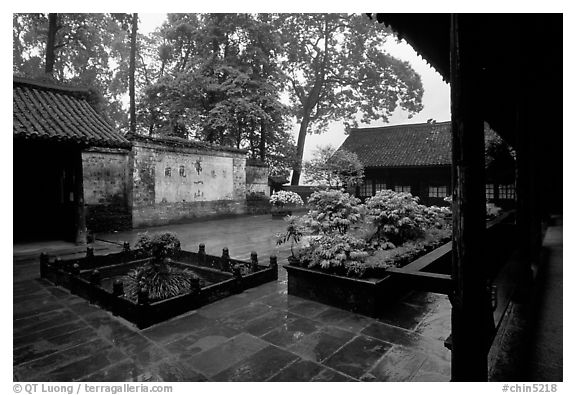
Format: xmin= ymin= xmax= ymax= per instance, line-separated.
xmin=138 ymin=13 xmax=450 ymax=164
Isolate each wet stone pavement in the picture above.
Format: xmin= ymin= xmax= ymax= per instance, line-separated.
xmin=13 ymin=215 xmax=452 ymax=382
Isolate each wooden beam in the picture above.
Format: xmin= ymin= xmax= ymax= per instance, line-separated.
xmin=385 ymin=268 xmax=452 ymax=295
xmin=449 ymin=14 xmax=494 ymax=382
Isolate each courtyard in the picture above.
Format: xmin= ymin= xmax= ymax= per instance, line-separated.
xmin=14 ymin=214 xmax=453 ymax=382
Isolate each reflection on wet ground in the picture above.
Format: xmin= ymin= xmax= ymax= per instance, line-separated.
xmin=14 ymin=215 xmax=452 ymax=382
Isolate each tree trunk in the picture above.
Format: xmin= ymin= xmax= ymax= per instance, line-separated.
xmin=290 ymin=112 xmax=311 ymax=185
xmin=129 ymin=13 xmax=138 ymax=134
xmin=45 ymin=13 xmax=58 ymax=76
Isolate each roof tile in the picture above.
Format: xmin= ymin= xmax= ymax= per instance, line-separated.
xmin=13 ymin=77 xmax=130 ymax=148
xmin=338 ymin=121 xmax=452 ymax=168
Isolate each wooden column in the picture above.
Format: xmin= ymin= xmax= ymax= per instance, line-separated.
xmin=449 ymin=14 xmax=494 ymax=381
xmin=74 ymin=149 xmax=87 ymax=245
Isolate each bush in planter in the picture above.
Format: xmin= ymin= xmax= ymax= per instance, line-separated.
xmin=303 ymin=189 xmax=363 ymax=235
xmin=278 ymin=189 xmax=370 ymax=272
xmin=365 ymin=190 xmax=447 ymax=246
xmin=279 ymin=189 xmax=451 ymax=278
xmin=124 ymin=264 xmax=196 ymax=302
xmin=124 ymin=232 xmax=197 ymax=302
xmin=300 ymin=233 xmax=369 ymax=274
xmin=135 ymin=231 xmax=181 ymax=260
xmin=269 ymin=190 xmax=305 ymax=209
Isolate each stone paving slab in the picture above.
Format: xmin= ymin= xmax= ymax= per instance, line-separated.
xmin=13 ymin=215 xmax=453 ymax=382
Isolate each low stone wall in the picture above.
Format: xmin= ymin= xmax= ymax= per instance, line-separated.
xmin=132 ymin=200 xmax=247 ymax=228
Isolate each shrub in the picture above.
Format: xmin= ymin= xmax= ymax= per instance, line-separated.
xmin=304 ymin=189 xmax=363 ymax=235
xmin=126 ymin=232 xmax=192 ymax=302
xmin=276 ymin=215 xmax=306 ymax=258
xmin=124 ymin=264 xmax=197 ymax=302
xmin=365 ymin=190 xmax=446 ymax=245
xmin=300 ymin=233 xmax=369 ymax=274
xmin=269 ymin=190 xmax=305 ymax=207
xmin=365 ymin=190 xmax=430 ymax=244
xmin=278 ymin=189 xmax=368 ymax=272
xmin=135 ymin=232 xmax=181 ymax=261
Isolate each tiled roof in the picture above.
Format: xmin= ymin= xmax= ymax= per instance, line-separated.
xmin=338 ymin=121 xmax=453 ymax=168
xmin=13 ymin=77 xmax=130 ymax=148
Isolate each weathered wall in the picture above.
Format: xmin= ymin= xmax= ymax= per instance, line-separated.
xmin=246 ymin=160 xmax=269 ymax=197
xmin=82 ymin=147 xmax=132 ymax=232
xmin=131 ymin=137 xmax=247 ymax=228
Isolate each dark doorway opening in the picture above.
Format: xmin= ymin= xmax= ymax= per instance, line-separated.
xmin=13 ymin=140 xmax=80 ymax=242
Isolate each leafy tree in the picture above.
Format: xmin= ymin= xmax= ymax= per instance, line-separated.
xmin=13 ymin=13 xmax=133 ymax=129
xmin=139 ymin=13 xmax=296 ymax=176
xmin=274 ymin=13 xmax=424 ymax=185
xmin=485 ymin=130 xmax=516 ymax=184
xmin=303 ymin=145 xmax=364 ymax=188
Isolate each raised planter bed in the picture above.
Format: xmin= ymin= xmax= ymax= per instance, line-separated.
xmin=285 ymin=211 xmax=516 ymax=317
xmin=41 ymin=244 xmax=278 ymax=328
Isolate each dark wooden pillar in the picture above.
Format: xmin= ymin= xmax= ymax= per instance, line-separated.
xmin=74 ymin=150 xmax=87 ymax=244
xmin=449 ymin=14 xmax=493 ymax=381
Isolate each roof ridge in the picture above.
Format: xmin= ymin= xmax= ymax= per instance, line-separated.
xmin=13 ymin=76 xmax=91 ymax=96
xmin=349 ymin=121 xmax=451 ymax=133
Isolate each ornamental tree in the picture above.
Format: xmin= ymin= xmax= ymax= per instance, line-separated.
xmin=274 ymin=13 xmax=424 ymax=185
xmin=304 ymin=145 xmax=364 ymax=188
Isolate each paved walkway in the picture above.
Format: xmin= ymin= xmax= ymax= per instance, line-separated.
xmin=13 ymin=215 xmax=452 ymax=382
xmin=489 ymin=217 xmax=563 ymax=381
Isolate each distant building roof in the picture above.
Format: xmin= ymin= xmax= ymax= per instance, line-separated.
xmin=338 ymin=121 xmax=452 ymax=168
xmin=13 ymin=76 xmax=130 ymax=148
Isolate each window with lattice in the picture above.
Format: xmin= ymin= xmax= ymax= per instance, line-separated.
xmin=429 ymin=186 xmax=448 ymax=198
xmin=394 ymin=185 xmax=411 ymax=193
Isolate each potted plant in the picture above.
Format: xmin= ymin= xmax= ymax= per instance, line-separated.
xmin=124 ymin=232 xmax=197 ymax=302
xmin=269 ymin=190 xmax=304 ymax=218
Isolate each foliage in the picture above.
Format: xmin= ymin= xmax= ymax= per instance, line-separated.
xmin=123 ymin=263 xmax=196 ymax=302
xmin=485 ymin=130 xmax=516 ymax=184
xmin=138 ymin=13 xmax=296 ymax=176
xmin=276 ymin=215 xmax=306 ymax=257
xmin=355 ymin=226 xmax=452 ymax=276
xmin=365 ymin=190 xmax=447 ymax=245
xmin=300 ymin=233 xmax=369 ymax=273
xmin=278 ymin=188 xmax=454 ymax=277
xmin=304 ymin=145 xmax=364 ymax=188
xmin=278 ymin=189 xmax=368 ymax=270
xmin=274 ymin=13 xmax=424 ymax=184
xmin=125 ymin=231 xmax=193 ymax=302
xmin=135 ymin=232 xmax=181 ymax=261
xmin=13 ymin=13 xmax=137 ymax=129
xmin=304 ymin=189 xmax=363 ymax=235
xmin=269 ymin=190 xmax=304 ymax=207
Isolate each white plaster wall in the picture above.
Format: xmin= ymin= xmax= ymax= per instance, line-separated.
xmin=154 ymin=152 xmax=234 ymax=203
